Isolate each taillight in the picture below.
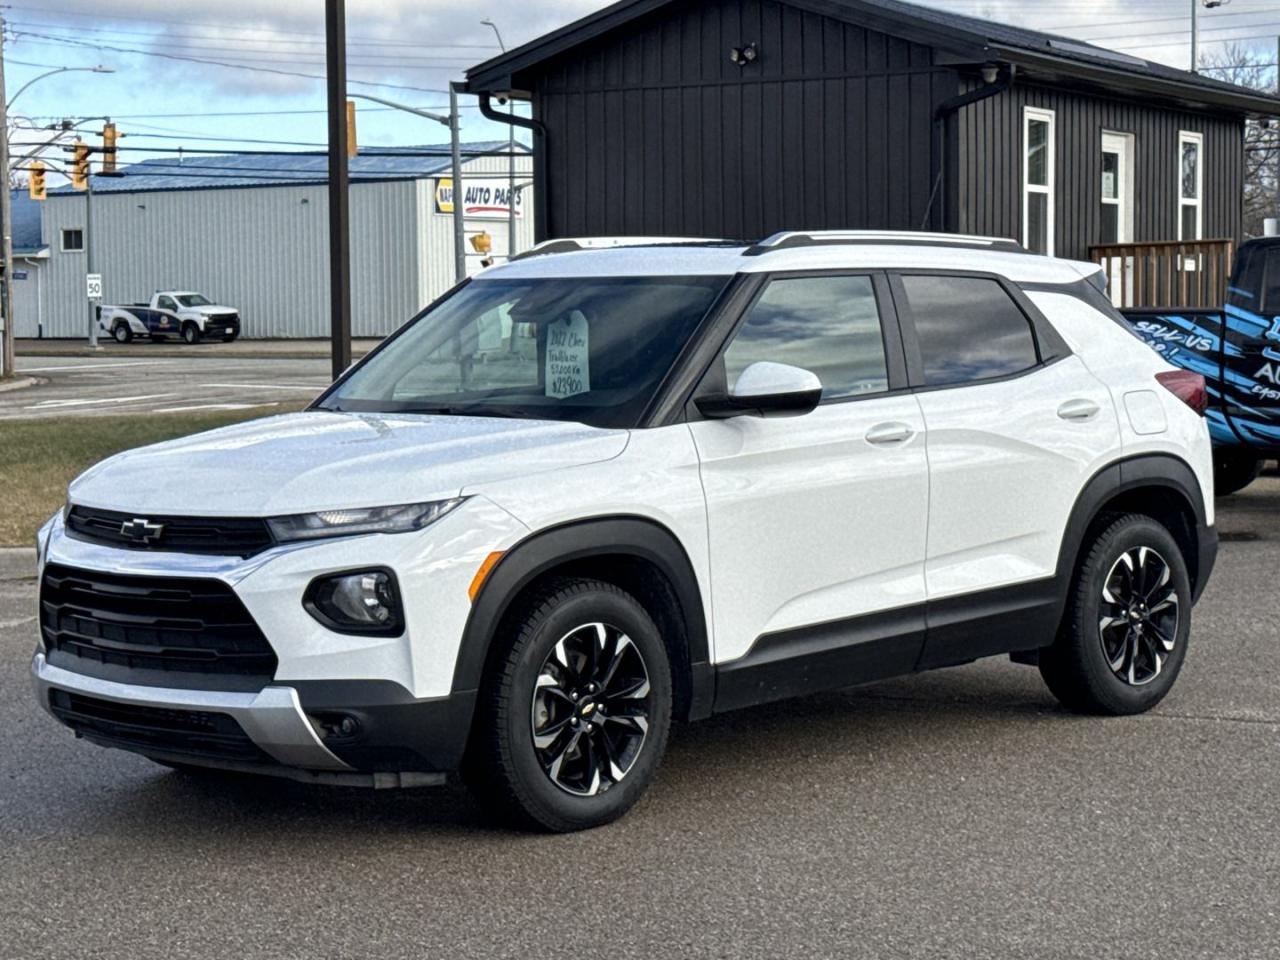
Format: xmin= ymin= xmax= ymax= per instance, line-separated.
xmin=1155 ymin=370 xmax=1208 ymax=416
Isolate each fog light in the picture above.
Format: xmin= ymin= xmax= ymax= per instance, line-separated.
xmin=304 ymin=568 xmax=403 ymax=636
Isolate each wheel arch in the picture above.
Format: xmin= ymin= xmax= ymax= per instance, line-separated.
xmin=1057 ymin=454 xmax=1212 ymax=612
xmin=455 ymin=515 xmax=713 ymax=723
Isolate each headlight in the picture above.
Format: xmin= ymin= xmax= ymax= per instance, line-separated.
xmin=304 ymin=568 xmax=403 ymax=635
xmin=266 ymin=499 xmax=463 ymax=543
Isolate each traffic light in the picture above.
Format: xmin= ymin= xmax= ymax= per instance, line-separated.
xmin=70 ymin=140 xmax=91 ymax=191
xmin=102 ymin=123 xmax=119 ymax=174
xmin=346 ymin=101 xmax=357 ymax=159
xmin=28 ymin=161 xmax=47 ymax=201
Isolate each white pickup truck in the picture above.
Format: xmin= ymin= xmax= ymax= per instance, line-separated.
xmin=98 ymin=291 xmax=241 ymax=344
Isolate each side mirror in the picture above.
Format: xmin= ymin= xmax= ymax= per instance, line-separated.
xmin=696 ymin=361 xmax=823 ymax=420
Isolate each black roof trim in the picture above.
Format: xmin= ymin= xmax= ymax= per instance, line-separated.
xmin=465 ymin=0 xmax=1280 ymax=118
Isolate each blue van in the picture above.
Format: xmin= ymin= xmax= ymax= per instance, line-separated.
xmin=1119 ymin=237 xmax=1280 ymax=495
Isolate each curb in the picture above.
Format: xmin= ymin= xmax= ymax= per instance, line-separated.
xmin=0 ymin=547 xmax=37 ymax=581
xmin=0 ymin=376 xmax=44 ymax=394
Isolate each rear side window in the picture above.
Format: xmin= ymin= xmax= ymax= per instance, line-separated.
xmin=900 ymin=276 xmax=1039 ymax=387
xmin=723 ymin=275 xmax=889 ymax=401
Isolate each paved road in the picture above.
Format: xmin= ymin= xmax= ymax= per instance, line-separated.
xmin=1 ymin=482 xmax=1277 ymax=959
xmin=2 ymin=355 xmax=334 ymax=420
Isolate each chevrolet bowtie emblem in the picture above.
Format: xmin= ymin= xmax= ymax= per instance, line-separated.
xmin=120 ymin=518 xmax=165 ymax=545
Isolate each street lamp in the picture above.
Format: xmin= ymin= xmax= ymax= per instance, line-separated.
xmin=481 ymin=19 xmax=518 ymax=261
xmin=1191 ymin=0 xmax=1231 ymax=74
xmin=0 ymin=51 xmax=115 ymax=378
xmin=7 ymin=65 xmax=114 ymax=109
xmin=346 ymin=91 xmax=467 ymax=284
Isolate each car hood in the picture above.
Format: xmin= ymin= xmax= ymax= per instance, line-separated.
xmin=69 ymin=411 xmax=629 ymax=516
xmin=191 ymin=304 xmax=237 ymax=315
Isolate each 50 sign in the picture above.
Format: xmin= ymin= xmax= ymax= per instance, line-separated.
xmin=85 ymin=273 xmax=103 ymax=301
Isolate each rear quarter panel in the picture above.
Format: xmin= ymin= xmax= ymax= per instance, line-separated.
xmin=1026 ymin=291 xmax=1215 ymax=527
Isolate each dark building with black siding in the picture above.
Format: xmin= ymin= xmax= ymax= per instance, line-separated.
xmin=465 ymin=0 xmax=1279 ymax=263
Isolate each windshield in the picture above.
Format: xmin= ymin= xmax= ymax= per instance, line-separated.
xmin=319 ymin=276 xmax=729 ymax=428
xmin=177 ymin=294 xmax=212 ymax=307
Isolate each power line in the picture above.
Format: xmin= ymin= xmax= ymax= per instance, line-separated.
xmin=3 ymin=17 xmax=498 ymax=50
xmin=8 ymin=31 xmax=459 ymax=95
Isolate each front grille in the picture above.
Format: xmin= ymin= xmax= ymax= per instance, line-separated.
xmin=66 ymin=505 xmax=274 ymax=557
xmin=48 ymin=690 xmax=271 ymax=764
xmin=41 ymin=564 xmax=278 ymax=689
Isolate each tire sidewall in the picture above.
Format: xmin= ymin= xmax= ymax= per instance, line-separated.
xmin=113 ymin=323 xmax=131 ymax=343
xmin=1075 ymin=518 xmax=1192 ymax=713
xmin=183 ymin=324 xmax=200 ymax=344
xmin=501 ymin=587 xmax=672 ymax=830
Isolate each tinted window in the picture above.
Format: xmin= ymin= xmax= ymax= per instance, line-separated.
xmin=1260 ymin=247 xmax=1280 ymax=316
xmin=901 ymin=276 xmax=1039 ymax=386
xmin=1228 ymin=244 xmax=1264 ymax=311
xmin=723 ymin=275 xmax=888 ymax=401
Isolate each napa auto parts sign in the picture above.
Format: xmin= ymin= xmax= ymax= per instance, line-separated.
xmin=435 ymin=178 xmax=525 ymax=219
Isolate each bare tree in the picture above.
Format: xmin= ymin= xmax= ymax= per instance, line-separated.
xmin=1200 ymin=43 xmax=1278 ymax=237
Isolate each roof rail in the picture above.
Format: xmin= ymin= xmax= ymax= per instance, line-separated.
xmin=509 ymin=236 xmax=735 ymax=262
xmin=743 ymin=230 xmax=1025 ymax=256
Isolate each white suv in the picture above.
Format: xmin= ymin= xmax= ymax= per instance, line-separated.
xmin=33 ymin=232 xmax=1218 ymax=832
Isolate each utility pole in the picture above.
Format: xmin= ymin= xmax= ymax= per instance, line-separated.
xmin=85 ymin=171 xmax=97 ymax=347
xmin=1191 ymin=0 xmax=1199 ymax=73
xmin=0 ymin=15 xmax=14 ymax=378
xmin=450 ymin=81 xmax=466 ymax=284
xmin=325 ymin=0 xmax=352 ymax=380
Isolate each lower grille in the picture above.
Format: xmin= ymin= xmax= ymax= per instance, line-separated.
xmin=41 ymin=564 xmax=278 ymax=690
xmin=48 ymin=690 xmax=271 ymax=764
xmin=66 ymin=505 xmax=274 ymax=558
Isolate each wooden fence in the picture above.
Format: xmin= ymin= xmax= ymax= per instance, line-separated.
xmin=1089 ymin=239 xmax=1235 ymax=309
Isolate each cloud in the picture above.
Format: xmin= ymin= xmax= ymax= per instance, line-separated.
xmin=14 ymin=0 xmax=1275 ymax=101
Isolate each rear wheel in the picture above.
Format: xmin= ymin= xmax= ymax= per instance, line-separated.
xmin=1214 ymin=451 xmax=1262 ymax=496
xmin=182 ymin=323 xmax=201 ymax=345
xmin=1039 ymin=514 xmax=1191 ymax=715
xmin=112 ymin=322 xmax=132 ymax=344
xmin=464 ymin=578 xmax=672 ymax=832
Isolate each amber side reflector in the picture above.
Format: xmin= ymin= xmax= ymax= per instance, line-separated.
xmin=468 ymin=552 xmax=505 ymax=603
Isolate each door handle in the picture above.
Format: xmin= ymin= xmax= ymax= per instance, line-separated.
xmin=865 ymin=422 xmax=915 ymax=446
xmin=1057 ymin=399 xmax=1102 ymax=422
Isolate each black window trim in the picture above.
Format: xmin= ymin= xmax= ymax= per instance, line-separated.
xmin=888 ymin=268 xmax=1073 ymax=394
xmin=674 ymin=269 xmax=911 ymax=425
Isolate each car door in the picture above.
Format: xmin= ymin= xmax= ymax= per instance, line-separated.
xmin=154 ymin=295 xmax=179 ymax=333
xmin=889 ymin=272 xmax=1122 ymax=668
xmin=688 ymin=272 xmax=930 ymax=702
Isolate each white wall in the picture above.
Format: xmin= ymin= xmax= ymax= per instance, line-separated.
xmin=32 ymin=155 xmax=534 ymax=339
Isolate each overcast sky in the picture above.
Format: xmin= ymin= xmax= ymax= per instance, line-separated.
xmin=9 ymin=0 xmax=1280 ymax=180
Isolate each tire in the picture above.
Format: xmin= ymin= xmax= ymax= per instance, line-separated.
xmin=463 ymin=577 xmax=673 ymax=832
xmin=112 ymin=322 xmax=132 ymax=344
xmin=1039 ymin=514 xmax=1192 ymax=716
xmin=1213 ymin=451 xmax=1262 ymax=497
xmin=182 ymin=323 xmax=201 ymax=345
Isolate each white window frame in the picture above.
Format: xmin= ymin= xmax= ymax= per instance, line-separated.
xmin=1178 ymin=130 xmax=1204 ymax=241
xmin=1022 ymin=107 xmax=1056 ymax=256
xmin=1100 ymin=131 xmax=1135 ymax=245
xmin=60 ymin=228 xmax=85 ymax=253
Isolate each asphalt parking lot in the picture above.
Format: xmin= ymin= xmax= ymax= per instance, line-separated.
xmin=2 ymin=354 xmax=334 ymax=420
xmin=1 ymin=478 xmax=1277 ymax=959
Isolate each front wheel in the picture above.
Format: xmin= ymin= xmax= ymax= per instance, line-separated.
xmin=1214 ymin=451 xmax=1262 ymax=497
xmin=182 ymin=323 xmax=201 ymax=345
xmin=464 ymin=578 xmax=672 ymax=832
xmin=1039 ymin=514 xmax=1191 ymax=715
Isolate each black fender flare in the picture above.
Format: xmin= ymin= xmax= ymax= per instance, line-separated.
xmin=1054 ymin=453 xmax=1212 ymax=610
xmin=453 ymin=515 xmax=713 ymax=719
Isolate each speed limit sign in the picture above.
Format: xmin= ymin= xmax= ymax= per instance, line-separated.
xmin=86 ymin=273 xmax=103 ymax=300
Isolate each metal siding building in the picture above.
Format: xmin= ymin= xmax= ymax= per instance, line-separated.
xmin=465 ymin=0 xmax=1280 ymax=262
xmin=24 ymin=145 xmax=534 ymax=339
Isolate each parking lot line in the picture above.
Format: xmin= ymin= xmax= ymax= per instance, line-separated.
xmin=18 ymin=361 xmax=173 ymax=374
xmin=26 ymin=394 xmax=177 ymax=409
xmin=199 ymin=382 xmax=328 ymax=391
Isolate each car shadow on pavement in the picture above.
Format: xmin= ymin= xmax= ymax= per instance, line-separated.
xmin=78 ymin=666 xmax=1069 ymax=838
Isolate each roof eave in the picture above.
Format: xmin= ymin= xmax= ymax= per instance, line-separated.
xmin=989 ymin=44 xmax=1280 ymax=118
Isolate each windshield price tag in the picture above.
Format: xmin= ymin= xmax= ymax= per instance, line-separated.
xmin=546 ymin=311 xmax=590 ymax=399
